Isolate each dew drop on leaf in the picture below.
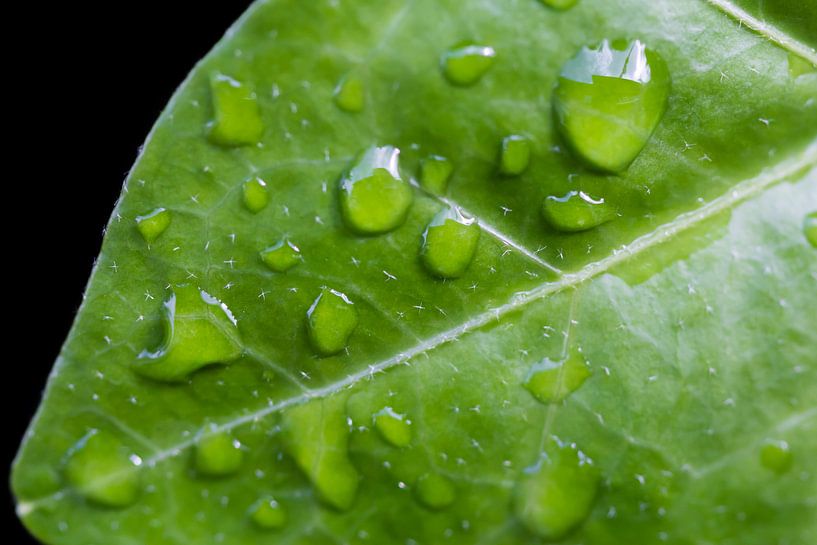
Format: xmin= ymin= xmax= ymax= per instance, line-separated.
xmin=307 ymin=288 xmax=358 ymax=356
xmin=553 ymin=39 xmax=670 ymax=172
xmin=539 ymin=0 xmax=579 ymax=10
xmin=804 ymin=211 xmax=817 ymax=247
xmin=206 ymin=73 xmax=264 ymax=147
xmin=63 ymin=430 xmax=141 ymax=508
xmin=135 ymin=208 xmax=171 ymax=243
xmin=419 ymin=154 xmax=454 ymax=195
xmin=414 ymin=473 xmax=456 ymax=510
xmin=421 ymin=207 xmax=480 ymax=279
xmin=760 ymin=439 xmax=793 ymax=474
xmin=259 ymin=239 xmax=303 ymax=272
xmin=788 ymin=53 xmax=817 ymax=79
xmin=249 ymin=496 xmax=286 ymax=530
xmin=541 ymin=190 xmax=615 ymax=232
xmin=193 ymin=427 xmax=243 ymax=477
xmin=441 ymin=43 xmax=496 ymax=86
xmin=134 ymin=285 xmax=242 ymax=382
xmin=372 ymin=407 xmax=412 ymax=448
xmin=334 ymin=73 xmax=365 ymax=113
xmin=242 ymin=177 xmax=269 ymax=213
xmin=513 ymin=438 xmax=599 ymax=540
xmin=283 ymin=397 xmax=359 ymax=511
xmin=523 ymin=350 xmax=591 ymax=403
xmin=499 ymin=135 xmax=531 ymax=176
xmin=339 ymin=146 xmax=413 ymax=235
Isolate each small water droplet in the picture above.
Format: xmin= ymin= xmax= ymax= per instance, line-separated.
xmin=760 ymin=439 xmax=792 ymax=474
xmin=135 ymin=208 xmax=171 ymax=243
xmin=373 ymin=407 xmax=412 ymax=448
xmin=193 ymin=427 xmax=243 ymax=477
xmin=307 ymin=288 xmax=358 ymax=356
xmin=249 ymin=497 xmax=286 ymax=530
xmin=500 ymin=135 xmax=531 ymax=176
xmin=441 ymin=43 xmax=496 ymax=86
xmin=788 ymin=53 xmax=817 ymax=79
xmin=339 ymin=146 xmax=413 ymax=235
xmin=134 ymin=285 xmax=241 ymax=382
xmin=804 ymin=212 xmax=817 ymax=248
xmin=524 ymin=350 xmax=591 ymax=403
xmin=260 ymin=239 xmax=303 ymax=272
xmin=421 ymin=207 xmax=480 ymax=279
xmin=207 ymin=73 xmax=264 ymax=147
xmin=541 ymin=191 xmax=615 ymax=232
xmin=553 ymin=39 xmax=670 ymax=172
xmin=415 ymin=473 xmax=456 ymax=510
xmin=539 ymin=0 xmax=579 ymax=9
xmin=242 ymin=177 xmax=269 ymax=213
xmin=514 ymin=438 xmax=599 ymax=540
xmin=419 ymin=155 xmax=454 ymax=194
xmin=63 ymin=430 xmax=141 ymax=508
xmin=334 ymin=74 xmax=365 ymax=113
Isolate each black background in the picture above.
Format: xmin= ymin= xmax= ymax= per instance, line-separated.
xmin=9 ymin=2 xmax=252 ymax=542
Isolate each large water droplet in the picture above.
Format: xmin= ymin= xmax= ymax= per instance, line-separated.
xmin=334 ymin=74 xmax=365 ymax=113
xmin=339 ymin=146 xmax=413 ymax=235
xmin=539 ymin=0 xmax=579 ymax=10
xmin=500 ymin=135 xmax=531 ymax=176
xmin=553 ymin=39 xmax=670 ymax=172
xmin=249 ymin=497 xmax=287 ymax=530
xmin=441 ymin=43 xmax=496 ymax=86
xmin=307 ymin=288 xmax=358 ymax=356
xmin=63 ymin=430 xmax=141 ymax=508
xmin=514 ymin=438 xmax=599 ymax=540
xmin=242 ymin=177 xmax=269 ymax=213
xmin=524 ymin=350 xmax=591 ymax=404
xmin=260 ymin=239 xmax=303 ymax=272
xmin=373 ymin=407 xmax=412 ymax=448
xmin=207 ymin=73 xmax=264 ymax=147
xmin=283 ymin=397 xmax=359 ymax=511
xmin=760 ymin=439 xmax=792 ymax=474
xmin=542 ymin=190 xmax=615 ymax=232
xmin=420 ymin=155 xmax=454 ymax=195
xmin=193 ymin=426 xmax=243 ymax=477
xmin=415 ymin=473 xmax=456 ymax=510
xmin=804 ymin=212 xmax=817 ymax=248
xmin=134 ymin=285 xmax=242 ymax=382
xmin=421 ymin=207 xmax=480 ymax=279
xmin=135 ymin=208 xmax=171 ymax=243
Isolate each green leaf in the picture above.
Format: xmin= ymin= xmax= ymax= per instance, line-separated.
xmin=12 ymin=0 xmax=817 ymax=544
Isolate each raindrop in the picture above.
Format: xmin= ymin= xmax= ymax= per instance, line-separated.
xmin=415 ymin=473 xmax=456 ymax=510
xmin=804 ymin=212 xmax=817 ymax=248
xmin=524 ymin=350 xmax=591 ymax=404
xmin=539 ymin=0 xmax=579 ymax=9
xmin=249 ymin=497 xmax=286 ymax=530
xmin=419 ymin=155 xmax=454 ymax=195
xmin=206 ymin=73 xmax=264 ymax=147
xmin=242 ymin=177 xmax=269 ymax=213
xmin=334 ymin=73 xmax=365 ymax=113
xmin=441 ymin=43 xmax=496 ymax=86
xmin=373 ymin=407 xmax=412 ymax=448
xmin=307 ymin=288 xmax=358 ymax=356
xmin=135 ymin=208 xmax=171 ymax=243
xmin=260 ymin=239 xmax=303 ymax=272
xmin=500 ymin=135 xmax=531 ymax=176
xmin=760 ymin=439 xmax=792 ymax=474
xmin=63 ymin=430 xmax=141 ymax=508
xmin=194 ymin=427 xmax=243 ymax=477
xmin=541 ymin=191 xmax=615 ymax=232
xmin=421 ymin=207 xmax=480 ymax=279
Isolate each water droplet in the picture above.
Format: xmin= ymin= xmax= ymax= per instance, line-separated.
xmin=441 ymin=43 xmax=496 ymax=86
xmin=760 ymin=439 xmax=792 ymax=474
xmin=421 ymin=207 xmax=480 ymax=279
xmin=500 ymin=135 xmax=531 ymax=176
xmin=242 ymin=177 xmax=269 ymax=213
xmin=788 ymin=53 xmax=817 ymax=79
xmin=334 ymin=74 xmax=365 ymax=113
xmin=339 ymin=146 xmax=413 ymax=235
xmin=134 ymin=285 xmax=242 ymax=382
xmin=514 ymin=438 xmax=599 ymax=540
xmin=193 ymin=427 xmax=243 ymax=477
xmin=373 ymin=407 xmax=412 ymax=448
xmin=419 ymin=155 xmax=454 ymax=194
xmin=260 ymin=239 xmax=302 ymax=272
xmin=539 ymin=0 xmax=579 ymax=9
xmin=283 ymin=397 xmax=359 ymax=511
xmin=541 ymin=190 xmax=615 ymax=232
xmin=207 ymin=73 xmax=263 ymax=147
xmin=553 ymin=39 xmax=670 ymax=172
xmin=249 ymin=497 xmax=286 ymax=530
xmin=415 ymin=473 xmax=456 ymax=510
xmin=135 ymin=208 xmax=171 ymax=243
xmin=804 ymin=212 xmax=817 ymax=248
xmin=524 ymin=350 xmax=591 ymax=403
xmin=307 ymin=288 xmax=358 ymax=356
xmin=63 ymin=430 xmax=141 ymax=508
